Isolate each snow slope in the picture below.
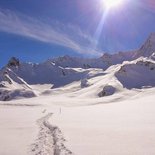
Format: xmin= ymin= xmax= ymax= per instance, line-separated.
xmin=0 ymin=83 xmax=155 ymax=155
xmin=115 ymin=58 xmax=155 ymax=89
xmin=51 ymin=90 xmax=155 ymax=155
xmin=0 ymin=66 xmax=36 ymax=101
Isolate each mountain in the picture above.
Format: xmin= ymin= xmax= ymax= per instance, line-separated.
xmin=0 ymin=57 xmax=88 ymax=100
xmin=50 ymin=33 xmax=155 ymax=69
xmin=0 ymin=57 xmax=88 ymax=85
xmin=0 ymin=33 xmax=155 ymax=101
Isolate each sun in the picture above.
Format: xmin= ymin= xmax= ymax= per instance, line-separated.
xmin=102 ymin=0 xmax=123 ymax=9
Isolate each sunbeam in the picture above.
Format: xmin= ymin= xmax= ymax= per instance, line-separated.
xmin=94 ymin=9 xmax=109 ymax=46
xmin=94 ymin=0 xmax=126 ymax=47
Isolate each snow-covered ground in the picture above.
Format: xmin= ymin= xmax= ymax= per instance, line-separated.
xmin=0 ymin=63 xmax=155 ymax=155
xmin=0 ymin=88 xmax=155 ymax=155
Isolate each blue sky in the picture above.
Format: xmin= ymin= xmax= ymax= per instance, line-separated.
xmin=0 ymin=0 xmax=155 ymax=67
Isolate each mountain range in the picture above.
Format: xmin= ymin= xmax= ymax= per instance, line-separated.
xmin=0 ymin=33 xmax=155 ymax=101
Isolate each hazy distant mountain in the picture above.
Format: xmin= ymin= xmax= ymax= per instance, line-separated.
xmin=50 ymin=51 xmax=135 ymax=69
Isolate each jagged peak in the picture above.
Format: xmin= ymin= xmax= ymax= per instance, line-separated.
xmin=7 ymin=57 xmax=20 ymax=67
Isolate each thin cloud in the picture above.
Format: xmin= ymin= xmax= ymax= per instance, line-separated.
xmin=0 ymin=9 xmax=102 ymax=56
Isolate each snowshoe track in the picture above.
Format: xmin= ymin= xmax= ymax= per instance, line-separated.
xmin=31 ymin=113 xmax=73 ymax=155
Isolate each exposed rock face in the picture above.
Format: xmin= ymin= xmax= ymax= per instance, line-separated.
xmin=98 ymin=85 xmax=116 ymax=97
xmin=0 ymin=89 xmax=36 ymax=101
xmin=7 ymin=57 xmax=20 ymax=67
xmin=81 ymin=78 xmax=89 ymax=88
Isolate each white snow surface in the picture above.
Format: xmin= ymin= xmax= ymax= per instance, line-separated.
xmin=0 ymin=81 xmax=155 ymax=155
xmin=0 ymin=57 xmax=155 ymax=155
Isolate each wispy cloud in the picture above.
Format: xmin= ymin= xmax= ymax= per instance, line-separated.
xmin=0 ymin=9 xmax=102 ymax=56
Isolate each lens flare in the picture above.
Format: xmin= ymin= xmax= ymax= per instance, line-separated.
xmin=102 ymin=0 xmax=123 ymax=9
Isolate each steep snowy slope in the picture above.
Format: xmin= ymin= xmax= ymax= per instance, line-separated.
xmin=0 ymin=58 xmax=41 ymax=101
xmin=0 ymin=58 xmax=36 ymax=101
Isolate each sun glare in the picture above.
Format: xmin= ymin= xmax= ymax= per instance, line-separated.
xmin=102 ymin=0 xmax=123 ymax=9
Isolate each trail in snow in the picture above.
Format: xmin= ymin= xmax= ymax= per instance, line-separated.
xmin=31 ymin=113 xmax=73 ymax=155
